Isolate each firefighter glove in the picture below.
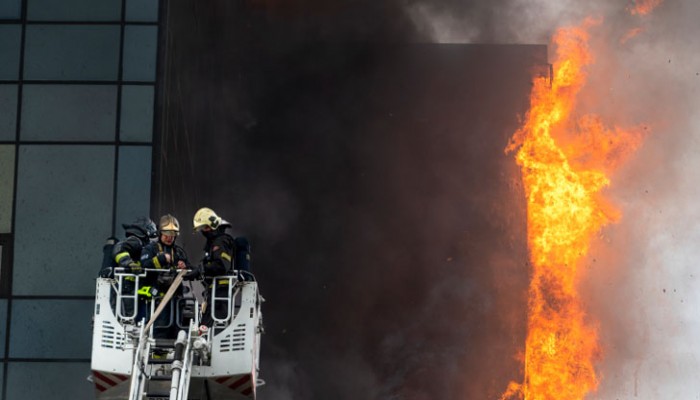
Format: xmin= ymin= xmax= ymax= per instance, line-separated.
xmin=183 ymin=267 xmax=202 ymax=281
xmin=126 ymin=262 xmax=142 ymax=274
xmin=157 ymin=274 xmax=174 ymax=287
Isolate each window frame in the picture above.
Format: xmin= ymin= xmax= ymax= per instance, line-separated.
xmin=0 ymin=233 xmax=13 ymax=298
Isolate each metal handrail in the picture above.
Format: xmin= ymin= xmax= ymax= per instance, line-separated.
xmin=211 ymin=275 xmax=240 ymax=324
xmin=176 ymin=297 xmax=200 ymax=329
xmin=127 ymin=321 xmax=149 ymax=400
xmin=114 ymin=273 xmax=139 ymax=321
xmin=113 ymin=268 xmax=190 ymax=322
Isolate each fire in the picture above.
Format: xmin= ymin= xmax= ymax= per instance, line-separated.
xmin=628 ymin=0 xmax=663 ymax=16
xmin=501 ymin=18 xmax=643 ymax=400
xmin=620 ymin=27 xmax=643 ymax=44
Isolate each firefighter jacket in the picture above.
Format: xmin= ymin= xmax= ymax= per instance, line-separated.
xmin=141 ymin=240 xmax=191 ymax=294
xmin=112 ymin=236 xmax=146 ymax=269
xmin=142 ymin=241 xmax=189 ymax=270
xmin=201 ymin=231 xmax=235 ymax=287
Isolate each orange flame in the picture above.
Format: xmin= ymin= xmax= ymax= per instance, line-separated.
xmin=620 ymin=27 xmax=644 ymax=44
xmin=628 ymin=0 xmax=663 ymax=15
xmin=501 ymin=18 xmax=643 ymax=400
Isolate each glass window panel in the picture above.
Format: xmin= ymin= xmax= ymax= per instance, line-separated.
xmin=120 ymin=85 xmax=154 ymax=142
xmin=126 ymin=0 xmax=158 ymax=22
xmin=21 ymin=85 xmax=117 ymax=141
xmin=0 ymin=85 xmax=18 ymax=140
xmin=28 ymin=0 xmax=121 ymax=21
xmin=0 ymin=299 xmax=6 ymax=358
xmin=24 ymin=25 xmax=120 ymax=81
xmin=0 ymin=0 xmax=21 ymax=19
xmin=122 ymin=25 xmax=157 ymax=82
xmin=6 ymin=362 xmax=93 ymax=400
xmin=0 ymin=25 xmax=21 ymax=80
xmin=13 ymin=145 xmax=114 ymax=295
xmin=9 ymin=299 xmax=93 ymax=358
xmin=0 ymin=145 xmax=15 ymax=233
xmin=115 ymin=146 xmax=151 ymax=237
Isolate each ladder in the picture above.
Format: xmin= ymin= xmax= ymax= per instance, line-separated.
xmin=126 ymin=269 xmax=209 ymax=400
xmin=127 ymin=323 xmax=202 ymax=400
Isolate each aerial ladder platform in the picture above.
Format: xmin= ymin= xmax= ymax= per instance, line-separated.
xmin=90 ymin=268 xmax=264 ymax=400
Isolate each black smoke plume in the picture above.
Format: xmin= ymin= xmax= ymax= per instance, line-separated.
xmin=155 ymin=1 xmax=545 ymax=398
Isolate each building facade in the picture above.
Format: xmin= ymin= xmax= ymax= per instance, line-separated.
xmin=0 ymin=0 xmax=161 ymax=398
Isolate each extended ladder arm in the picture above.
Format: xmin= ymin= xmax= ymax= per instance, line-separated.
xmin=127 ymin=323 xmax=150 ymax=400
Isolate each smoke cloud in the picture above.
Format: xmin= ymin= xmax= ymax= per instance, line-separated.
xmin=584 ymin=2 xmax=700 ymax=398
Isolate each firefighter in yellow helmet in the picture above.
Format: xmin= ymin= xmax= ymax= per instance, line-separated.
xmin=192 ymin=207 xmax=251 ymax=328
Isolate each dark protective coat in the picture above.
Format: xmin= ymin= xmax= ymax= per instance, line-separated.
xmin=112 ymin=236 xmax=147 ymax=269
xmin=142 ymin=240 xmax=191 ymax=291
xmin=199 ymin=228 xmax=252 ymax=327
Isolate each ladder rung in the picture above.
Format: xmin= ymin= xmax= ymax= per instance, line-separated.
xmin=148 ymin=358 xmax=173 ymax=364
xmin=149 ymin=375 xmax=173 ymax=381
xmin=145 ymin=391 xmax=170 ymax=397
xmin=154 ymin=339 xmax=176 ymax=348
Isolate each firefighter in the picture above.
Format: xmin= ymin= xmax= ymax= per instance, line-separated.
xmin=142 ymin=214 xmax=191 ymax=290
xmin=111 ymin=217 xmax=158 ymax=320
xmin=141 ymin=214 xmax=192 ymax=337
xmin=191 ymin=207 xmax=251 ymax=330
xmin=112 ymin=217 xmax=158 ymax=272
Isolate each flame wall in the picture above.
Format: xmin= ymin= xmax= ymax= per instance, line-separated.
xmin=415 ymin=1 xmax=700 ymax=398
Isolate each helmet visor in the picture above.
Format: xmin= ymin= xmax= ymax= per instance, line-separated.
xmin=161 ymin=230 xmax=178 ymax=237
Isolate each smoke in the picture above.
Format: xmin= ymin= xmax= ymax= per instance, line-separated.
xmin=159 ymin=0 xmax=700 ymax=398
xmin=407 ymin=0 xmax=610 ymax=44
xmin=162 ymin=2 xmax=534 ymax=395
xmin=586 ymin=2 xmax=700 ymax=398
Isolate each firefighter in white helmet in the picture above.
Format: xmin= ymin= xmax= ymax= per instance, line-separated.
xmin=192 ymin=207 xmax=251 ymax=328
xmin=143 ymin=214 xmax=190 ymax=272
xmin=140 ymin=214 xmax=192 ymax=337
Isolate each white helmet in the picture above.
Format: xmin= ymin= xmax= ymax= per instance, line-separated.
xmin=159 ymin=214 xmax=180 ymax=237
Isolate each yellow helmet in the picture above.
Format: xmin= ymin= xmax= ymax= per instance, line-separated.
xmin=159 ymin=214 xmax=180 ymax=236
xmin=193 ymin=207 xmax=229 ymax=231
